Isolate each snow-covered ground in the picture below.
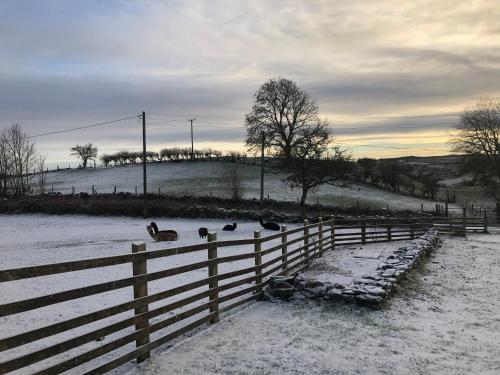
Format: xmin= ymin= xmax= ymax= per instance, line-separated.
xmin=0 ymin=214 xmax=301 ymax=374
xmin=43 ymin=162 xmax=448 ymax=211
xmin=3 ymin=214 xmax=497 ymax=374
xmin=118 ymin=233 xmax=500 ymax=375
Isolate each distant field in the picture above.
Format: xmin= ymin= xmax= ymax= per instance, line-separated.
xmin=44 ymin=161 xmax=453 ymax=211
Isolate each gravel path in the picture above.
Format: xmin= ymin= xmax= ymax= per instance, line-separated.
xmin=120 ymin=233 xmax=500 ymax=375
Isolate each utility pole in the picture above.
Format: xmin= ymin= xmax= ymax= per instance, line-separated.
xmin=189 ymin=118 xmax=196 ymax=161
xmin=260 ymin=132 xmax=265 ymax=204
xmin=142 ymin=111 xmax=148 ymax=218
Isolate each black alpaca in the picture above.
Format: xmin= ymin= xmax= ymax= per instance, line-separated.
xmin=259 ymin=217 xmax=280 ymax=231
xmin=198 ymin=227 xmax=208 ymax=238
xmin=150 ymin=221 xmax=160 ymax=234
xmin=223 ymin=223 xmax=237 ymax=231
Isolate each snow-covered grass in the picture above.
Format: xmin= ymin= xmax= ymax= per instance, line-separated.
xmin=3 ymin=214 xmax=497 ymax=374
xmin=0 ymin=213 xmax=303 ymax=374
xmin=116 ymin=233 xmax=500 ymax=375
xmin=43 ymin=162 xmax=448 ymax=211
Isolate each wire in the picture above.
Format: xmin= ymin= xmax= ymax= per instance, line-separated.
xmin=29 ymin=115 xmax=141 ymax=138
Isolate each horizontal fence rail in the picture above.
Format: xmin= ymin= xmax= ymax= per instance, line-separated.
xmin=0 ymin=214 xmax=485 ymax=374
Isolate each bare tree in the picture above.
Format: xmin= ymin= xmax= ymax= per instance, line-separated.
xmin=0 ymin=130 xmax=11 ymax=195
xmin=3 ymin=124 xmax=40 ymax=194
xmin=70 ymin=143 xmax=98 ymax=168
xmin=245 ymin=78 xmax=330 ymax=163
xmin=221 ymin=166 xmax=245 ymax=200
xmin=284 ymin=146 xmax=353 ymax=217
xmin=0 ymin=124 xmax=46 ymax=195
xmin=451 ymin=98 xmax=500 ymax=197
xmin=356 ymin=158 xmax=377 ymax=183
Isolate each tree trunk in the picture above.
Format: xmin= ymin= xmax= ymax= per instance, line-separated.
xmin=299 ymin=188 xmax=309 ymax=218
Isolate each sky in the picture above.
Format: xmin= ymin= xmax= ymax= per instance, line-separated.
xmin=1 ymin=0 xmax=499 ymax=167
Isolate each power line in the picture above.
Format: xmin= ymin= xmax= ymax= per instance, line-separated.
xmin=29 ymin=115 xmax=141 ymax=138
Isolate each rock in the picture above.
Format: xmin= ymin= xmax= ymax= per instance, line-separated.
xmin=326 ymin=288 xmax=343 ymax=301
xmin=341 ymin=294 xmax=356 ymax=303
xmin=382 ymin=269 xmax=396 ymax=278
xmin=272 ymin=287 xmax=294 ymax=299
xmin=355 ymin=278 xmax=376 ymax=285
xmin=305 ymin=286 xmax=325 ymax=299
xmin=270 ymin=281 xmax=294 ymax=290
xmin=333 ymin=283 xmax=345 ymax=289
xmin=269 ymin=277 xmax=295 ymax=289
xmin=293 ymin=274 xmax=305 ymax=283
xmin=294 ymin=281 xmax=306 ymax=291
xmin=305 ymin=279 xmax=324 ymax=288
xmin=365 ymin=286 xmax=386 ymax=296
xmin=262 ymin=286 xmax=275 ymax=301
xmin=356 ymin=294 xmax=383 ymax=305
xmin=342 ymin=288 xmax=363 ymax=296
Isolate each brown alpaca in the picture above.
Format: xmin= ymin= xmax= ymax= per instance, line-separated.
xmin=147 ymin=222 xmax=178 ymax=241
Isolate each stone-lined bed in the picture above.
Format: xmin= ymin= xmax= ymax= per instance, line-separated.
xmin=263 ymin=228 xmax=440 ymax=306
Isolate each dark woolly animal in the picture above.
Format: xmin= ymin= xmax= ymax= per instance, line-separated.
xmin=198 ymin=227 xmax=208 ymax=238
xmin=222 ymin=223 xmax=237 ymax=231
xmin=147 ymin=222 xmax=178 ymax=241
xmin=259 ymin=217 xmax=280 ymax=231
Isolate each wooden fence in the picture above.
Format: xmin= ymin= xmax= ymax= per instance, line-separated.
xmin=432 ymin=208 xmax=489 ymax=236
xmin=0 ymin=217 xmax=448 ymax=374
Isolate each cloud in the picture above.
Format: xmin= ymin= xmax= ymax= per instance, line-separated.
xmin=0 ymin=0 xmax=499 ymax=166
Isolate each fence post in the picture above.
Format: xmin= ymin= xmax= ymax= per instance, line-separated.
xmin=318 ymin=217 xmax=323 ymax=257
xmin=484 ymin=211 xmax=488 ymax=233
xmin=410 ymin=219 xmax=415 ymax=239
xmin=361 ymin=219 xmax=366 ymax=244
xmin=254 ymin=231 xmax=263 ymax=300
xmin=281 ymin=225 xmax=288 ymax=275
xmin=303 ymin=219 xmax=309 ymax=263
xmin=132 ymin=243 xmax=150 ymax=363
xmin=330 ymin=218 xmax=335 ymax=250
xmin=113 ymin=185 xmax=117 ymax=194
xmin=207 ymin=232 xmax=219 ymax=323
xmin=71 ymin=186 xmax=75 ymax=195
xmin=387 ymin=222 xmax=392 ymax=241
xmin=462 ymin=207 xmax=467 ymax=237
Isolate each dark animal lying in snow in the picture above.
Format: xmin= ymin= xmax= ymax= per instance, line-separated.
xmin=198 ymin=227 xmax=208 ymax=238
xmin=223 ymin=223 xmax=237 ymax=231
xmin=147 ymin=222 xmax=178 ymax=241
xmin=259 ymin=217 xmax=280 ymax=231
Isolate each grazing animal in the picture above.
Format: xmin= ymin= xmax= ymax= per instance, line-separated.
xmin=198 ymin=227 xmax=208 ymax=238
xmin=259 ymin=217 xmax=280 ymax=231
xmin=222 ymin=223 xmax=237 ymax=231
xmin=147 ymin=222 xmax=178 ymax=241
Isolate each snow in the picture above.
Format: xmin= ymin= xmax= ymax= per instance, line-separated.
xmin=43 ymin=162 xmax=448 ymax=211
xmin=3 ymin=214 xmax=498 ymax=374
xmin=0 ymin=214 xmax=301 ymax=374
xmin=302 ymin=241 xmax=403 ymax=286
xmin=117 ymin=233 xmax=500 ymax=375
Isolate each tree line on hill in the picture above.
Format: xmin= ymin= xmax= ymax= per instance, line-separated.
xmin=355 ymin=158 xmax=440 ymax=199
xmin=98 ymin=148 xmax=250 ymax=167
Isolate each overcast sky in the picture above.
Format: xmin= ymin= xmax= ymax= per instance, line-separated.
xmin=1 ymin=0 xmax=499 ymax=166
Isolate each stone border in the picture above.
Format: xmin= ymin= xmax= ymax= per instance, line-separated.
xmin=263 ymin=228 xmax=440 ymax=307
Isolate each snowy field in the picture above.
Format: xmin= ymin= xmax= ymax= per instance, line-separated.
xmin=2 ymin=214 xmax=497 ymax=374
xmin=43 ymin=162 xmax=449 ymax=211
xmin=0 ymin=214 xmax=302 ymax=374
xmin=117 ymin=233 xmax=500 ymax=375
